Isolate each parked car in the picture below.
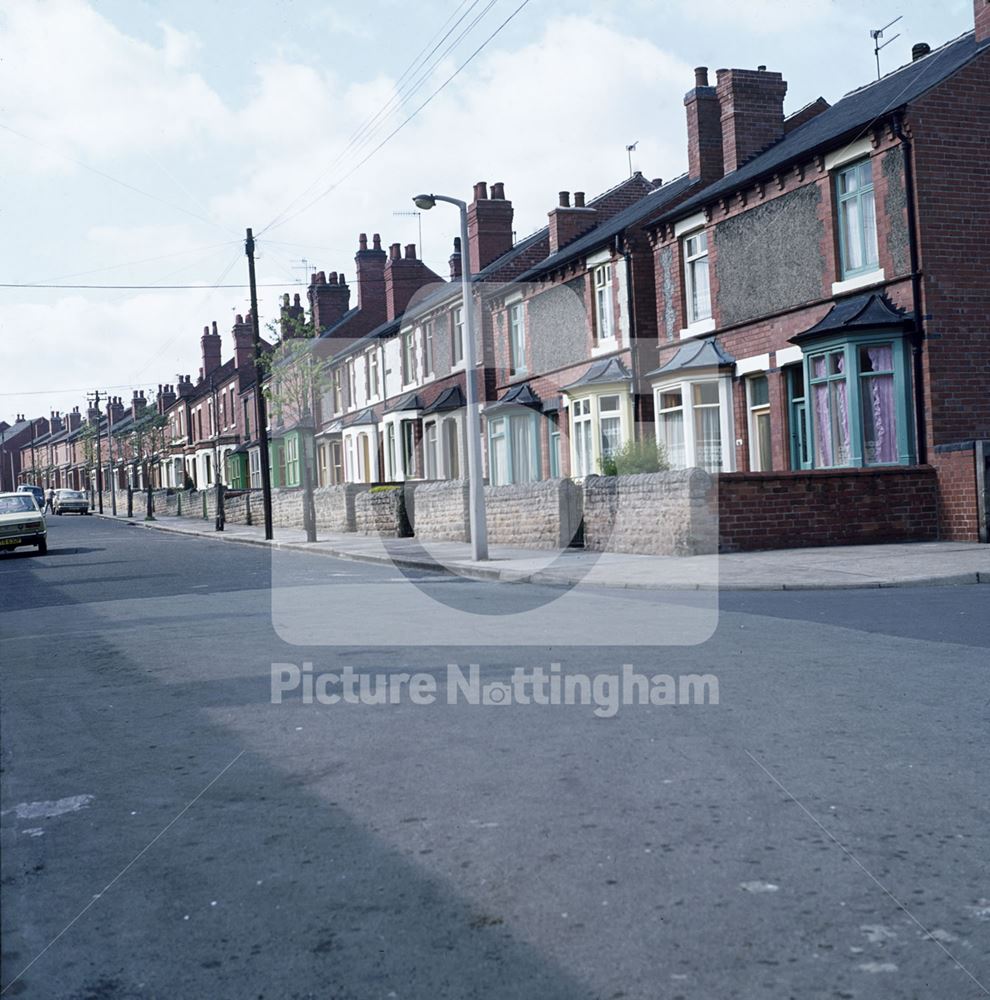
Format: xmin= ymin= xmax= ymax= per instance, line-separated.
xmin=17 ymin=484 xmax=45 ymax=509
xmin=54 ymin=489 xmax=90 ymax=515
xmin=0 ymin=492 xmax=47 ymax=554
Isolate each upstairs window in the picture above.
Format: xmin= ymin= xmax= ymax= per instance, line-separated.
xmin=366 ymin=350 xmax=380 ymax=399
xmin=452 ymin=308 xmax=464 ymax=367
xmin=509 ymin=303 xmax=526 ymax=375
xmin=683 ymin=231 xmax=711 ymax=325
xmin=836 ymin=160 xmax=879 ymax=278
xmin=401 ymin=329 xmax=416 ymax=386
xmin=332 ymin=369 xmax=342 ymax=414
xmin=423 ymin=322 xmax=434 ymax=377
xmin=594 ymin=263 xmax=613 ymax=341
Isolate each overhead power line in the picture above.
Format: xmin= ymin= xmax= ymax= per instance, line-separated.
xmin=0 ymin=282 xmax=293 ymax=290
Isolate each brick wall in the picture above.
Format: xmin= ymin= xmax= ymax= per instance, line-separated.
xmin=583 ymin=470 xmax=717 ymax=556
xmin=929 ymin=446 xmax=980 ymax=542
xmin=717 ymin=467 xmax=938 ymax=551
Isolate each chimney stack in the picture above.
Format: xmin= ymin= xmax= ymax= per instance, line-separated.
xmin=548 ymin=188 xmax=598 ymax=255
xmin=66 ymin=407 xmax=82 ymax=432
xmin=354 ymin=232 xmax=387 ymax=321
xmin=384 ymin=243 xmax=442 ymax=322
xmin=449 ymin=236 xmax=462 ymax=280
xmin=157 ymin=383 xmax=177 ymax=414
xmin=176 ymin=375 xmax=194 ymax=398
xmin=977 ymin=0 xmax=990 ymax=44
xmin=109 ymin=396 xmax=126 ymax=425
xmin=685 ymin=66 xmax=724 ymax=185
xmin=716 ymin=66 xmax=788 ymax=174
xmin=201 ymin=322 xmax=222 ymax=378
xmin=306 ymin=273 xmax=347 ymax=334
xmin=232 ymin=313 xmax=255 ymax=370
xmin=467 ymin=181 xmax=514 ymax=273
xmin=130 ymin=391 xmax=146 ymax=421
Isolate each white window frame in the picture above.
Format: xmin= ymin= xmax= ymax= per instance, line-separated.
xmin=423 ymin=322 xmax=435 ymax=378
xmin=452 ymin=307 xmax=464 ymax=369
xmin=401 ymin=328 xmax=417 ymax=387
xmin=366 ymin=349 xmax=380 ymax=401
xmin=565 ymin=388 xmax=633 ymax=478
xmin=651 ymin=373 xmax=735 ymax=473
xmin=509 ymin=302 xmax=526 ymax=376
xmin=593 ymin=263 xmax=614 ymax=342
xmin=683 ymin=229 xmax=712 ymax=329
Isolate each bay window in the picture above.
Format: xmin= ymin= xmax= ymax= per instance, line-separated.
xmin=567 ymin=391 xmax=632 ymax=477
xmin=487 ymin=413 xmax=539 ymax=485
xmin=652 ymin=376 xmax=733 ymax=472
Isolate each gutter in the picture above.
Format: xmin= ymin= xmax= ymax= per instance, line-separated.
xmin=891 ymin=110 xmax=928 ymax=465
xmin=616 ymin=233 xmax=643 ymax=435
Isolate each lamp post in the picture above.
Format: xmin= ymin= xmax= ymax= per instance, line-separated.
xmin=412 ymin=193 xmax=488 ymax=561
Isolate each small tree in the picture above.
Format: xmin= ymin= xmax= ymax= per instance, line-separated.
xmin=262 ymin=306 xmax=332 ymax=542
xmin=599 ymin=439 xmax=670 ymax=477
xmin=125 ymin=413 xmax=168 ymax=519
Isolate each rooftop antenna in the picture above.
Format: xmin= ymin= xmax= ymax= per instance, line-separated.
xmin=292 ymin=258 xmax=310 ymax=285
xmin=626 ymin=141 xmax=639 ymax=178
xmin=870 ymin=15 xmax=902 ymax=80
xmin=393 ymin=210 xmax=423 ymax=258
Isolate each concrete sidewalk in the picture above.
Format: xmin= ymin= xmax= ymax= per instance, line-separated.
xmin=94 ymin=511 xmax=990 ymax=591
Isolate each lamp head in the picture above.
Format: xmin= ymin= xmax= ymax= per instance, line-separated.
xmin=412 ymin=194 xmax=436 ymax=210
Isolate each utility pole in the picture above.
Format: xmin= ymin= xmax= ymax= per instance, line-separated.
xmin=106 ymin=397 xmax=117 ymax=516
xmin=246 ymin=228 xmax=274 ymax=540
xmin=626 ymin=141 xmax=638 ymax=178
xmin=87 ymin=391 xmax=104 ymax=513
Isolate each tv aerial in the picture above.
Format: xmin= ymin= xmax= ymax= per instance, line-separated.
xmin=870 ymin=15 xmax=902 ymax=80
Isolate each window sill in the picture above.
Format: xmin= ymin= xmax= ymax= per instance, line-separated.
xmin=831 ymin=268 xmax=885 ymax=296
xmin=592 ymin=339 xmax=618 ymax=357
xmin=678 ymin=317 xmax=716 ymax=340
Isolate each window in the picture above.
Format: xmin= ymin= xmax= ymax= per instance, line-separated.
xmin=401 ymin=420 xmax=417 ymax=478
xmin=805 ymin=339 xmax=907 ymax=468
xmin=347 ymin=361 xmax=358 ymax=407
xmin=594 ymin=263 xmax=613 ymax=341
xmin=402 ymin=329 xmax=417 ymax=386
xmin=318 ymin=443 xmax=329 ymax=487
xmin=424 ymin=421 xmax=438 ymax=479
xmin=220 ymin=394 xmax=227 ymax=428
xmin=599 ymin=395 xmax=622 ymax=462
xmin=549 ymin=421 xmax=561 ymax=478
xmin=442 ymin=417 xmax=460 ymax=479
xmin=656 ymin=388 xmax=686 ymax=468
xmin=452 ymin=307 xmax=464 ymax=366
xmin=332 ymin=369 xmax=343 ymax=414
xmin=836 ymin=160 xmax=879 ymax=278
xmin=423 ymin=323 xmax=434 ymax=377
xmin=747 ymin=375 xmax=772 ymax=471
xmin=487 ymin=413 xmax=539 ymax=485
xmin=653 ymin=377 xmax=732 ymax=472
xmin=385 ymin=423 xmax=397 ymax=480
xmin=571 ymin=398 xmax=593 ymax=477
xmin=284 ymin=434 xmax=299 ymax=486
xmin=366 ymin=350 xmax=380 ymax=400
xmin=509 ymin=303 xmax=526 ymax=375
xmin=345 ymin=436 xmax=356 ymax=481
xmin=683 ymin=231 xmax=711 ymax=325
xmin=330 ymin=441 xmax=343 ymax=484
xmin=249 ymin=449 xmax=261 ymax=488
xmin=786 ymin=365 xmax=810 ymax=470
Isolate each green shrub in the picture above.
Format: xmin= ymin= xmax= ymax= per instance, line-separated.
xmin=599 ymin=439 xmax=670 ymax=477
xmin=369 ymin=484 xmax=400 ymax=493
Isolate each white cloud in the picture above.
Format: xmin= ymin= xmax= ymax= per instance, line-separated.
xmin=0 ymin=0 xmax=227 ymax=171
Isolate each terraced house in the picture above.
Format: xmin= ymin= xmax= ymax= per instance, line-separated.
xmin=644 ymin=1 xmax=989 ymax=546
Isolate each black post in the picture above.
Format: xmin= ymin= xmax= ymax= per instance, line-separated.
xmin=246 ymin=228 xmax=274 ymax=540
xmin=210 ymin=375 xmax=224 ymax=531
xmin=89 ymin=391 xmax=104 ymax=514
xmin=127 ymin=485 xmax=133 ymax=519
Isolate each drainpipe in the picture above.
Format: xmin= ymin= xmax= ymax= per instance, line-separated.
xmin=616 ymin=234 xmax=642 ymax=436
xmin=892 ymin=111 xmax=927 ymax=465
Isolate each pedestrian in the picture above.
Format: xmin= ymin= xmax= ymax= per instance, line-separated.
xmin=45 ymin=488 xmax=55 ymax=513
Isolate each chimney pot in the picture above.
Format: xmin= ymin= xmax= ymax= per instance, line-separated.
xmin=912 ymin=42 xmax=931 ymax=60
xmin=236 ymin=314 xmax=244 ymax=324
xmin=389 ymin=243 xmax=401 ymax=260
xmin=694 ymin=66 xmax=709 ymax=87
xmin=294 ymin=292 xmax=302 ymax=304
xmin=558 ymin=191 xmax=570 ymax=207
xmin=453 ymin=236 xmax=461 ymax=251
xmin=211 ymin=320 xmax=218 ymax=335
xmin=358 ymin=233 xmax=368 ymax=251
xmin=404 ymin=244 xmax=416 ymax=259
xmin=573 ymin=191 xmax=585 ymax=208
xmin=473 ymin=181 xmax=489 ymax=201
xmin=490 ymin=181 xmax=505 ymax=199
xmin=757 ymin=64 xmax=767 ymax=71
xmin=372 ymin=233 xmax=382 ymax=250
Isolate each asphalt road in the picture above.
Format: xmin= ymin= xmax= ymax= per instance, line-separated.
xmin=1 ymin=515 xmax=988 ymax=999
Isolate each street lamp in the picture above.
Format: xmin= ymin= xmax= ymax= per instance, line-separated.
xmin=412 ymin=192 xmax=488 ymax=561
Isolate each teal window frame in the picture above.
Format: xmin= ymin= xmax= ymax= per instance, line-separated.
xmin=836 ymin=159 xmax=879 ymax=279
xmin=802 ymin=331 xmax=914 ymax=469
xmin=785 ymin=365 xmax=811 ymax=470
xmin=486 ymin=410 xmax=541 ymax=485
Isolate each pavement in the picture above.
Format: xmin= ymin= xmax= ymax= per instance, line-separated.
xmin=94 ymin=509 xmax=990 ymax=590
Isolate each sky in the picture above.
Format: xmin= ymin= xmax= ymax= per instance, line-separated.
xmin=0 ymin=0 xmax=977 ymax=425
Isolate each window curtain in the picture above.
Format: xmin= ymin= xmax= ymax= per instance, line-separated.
xmin=863 ymin=345 xmax=896 ymax=463
xmin=695 ymin=406 xmax=721 ymax=471
xmin=659 ymin=411 xmax=685 ymax=468
xmin=511 ymin=416 xmax=534 ymax=483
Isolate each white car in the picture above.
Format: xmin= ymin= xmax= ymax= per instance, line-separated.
xmin=0 ymin=492 xmax=48 ymax=555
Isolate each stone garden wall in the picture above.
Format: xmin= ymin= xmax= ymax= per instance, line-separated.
xmin=484 ymin=479 xmax=582 ymax=550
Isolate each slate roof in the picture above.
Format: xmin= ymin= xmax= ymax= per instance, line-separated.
xmin=646 ymin=338 xmax=736 ymax=378
xmin=562 ymin=357 xmax=632 ymax=391
xmin=516 ymin=173 xmax=698 ymax=281
xmin=341 ymin=406 xmax=379 ymax=428
xmin=484 ymin=383 xmax=543 ymax=414
xmin=422 ymin=385 xmax=465 ymax=414
xmin=384 ymin=392 xmax=424 ymax=414
xmin=650 ymin=30 xmax=987 ymax=227
xmin=790 ymin=292 xmax=913 ymax=344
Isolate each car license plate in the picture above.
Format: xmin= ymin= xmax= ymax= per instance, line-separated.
xmin=1 ymin=537 xmax=22 ymax=546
